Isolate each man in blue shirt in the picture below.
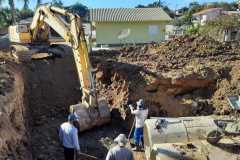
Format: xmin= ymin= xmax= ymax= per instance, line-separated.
xmin=59 ymin=114 xmax=80 ymax=160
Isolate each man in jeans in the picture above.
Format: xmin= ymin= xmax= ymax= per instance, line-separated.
xmin=59 ymin=114 xmax=81 ymax=160
xmin=129 ymin=99 xmax=148 ymax=151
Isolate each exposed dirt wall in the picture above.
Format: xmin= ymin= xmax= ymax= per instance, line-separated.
xmin=0 ymin=62 xmax=31 ymax=160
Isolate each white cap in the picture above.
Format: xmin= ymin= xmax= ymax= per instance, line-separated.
xmin=137 ymin=99 xmax=144 ymax=109
xmin=114 ymin=134 xmax=127 ymax=147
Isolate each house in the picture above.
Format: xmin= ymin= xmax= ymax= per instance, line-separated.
xmin=192 ymin=8 xmax=240 ymax=41
xmin=222 ymin=10 xmax=240 ymax=16
xmin=90 ymin=8 xmax=172 ymax=46
xmin=192 ymin=8 xmax=223 ymax=25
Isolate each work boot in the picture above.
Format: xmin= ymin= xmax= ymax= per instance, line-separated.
xmin=132 ymin=145 xmax=141 ymax=151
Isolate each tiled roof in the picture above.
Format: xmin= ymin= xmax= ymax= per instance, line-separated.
xmin=90 ymin=8 xmax=172 ymax=22
xmin=193 ymin=8 xmax=223 ymax=16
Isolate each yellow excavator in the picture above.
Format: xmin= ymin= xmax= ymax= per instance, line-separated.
xmin=8 ymin=5 xmax=110 ymax=131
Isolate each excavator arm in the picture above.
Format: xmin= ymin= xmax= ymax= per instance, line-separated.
xmin=9 ymin=5 xmax=110 ymax=131
xmin=30 ymin=5 xmax=96 ymax=108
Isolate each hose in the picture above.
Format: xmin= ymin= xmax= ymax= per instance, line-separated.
xmin=128 ymin=118 xmax=136 ymax=143
xmin=78 ymin=152 xmax=99 ymax=160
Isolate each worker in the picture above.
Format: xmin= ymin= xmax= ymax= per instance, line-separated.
xmin=59 ymin=113 xmax=81 ymax=160
xmin=129 ymin=99 xmax=148 ymax=151
xmin=106 ymin=134 xmax=134 ymax=160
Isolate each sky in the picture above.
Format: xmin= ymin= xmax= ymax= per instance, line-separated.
xmin=7 ymin=0 xmax=237 ymax=10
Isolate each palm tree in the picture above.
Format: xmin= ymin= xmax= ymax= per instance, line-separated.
xmin=158 ymin=0 xmax=164 ymax=7
xmin=23 ymin=0 xmax=29 ymax=9
xmin=0 ymin=0 xmax=4 ymax=5
xmin=8 ymin=0 xmax=16 ymax=24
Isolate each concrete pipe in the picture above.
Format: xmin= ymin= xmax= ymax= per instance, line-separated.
xmin=144 ymin=116 xmax=221 ymax=160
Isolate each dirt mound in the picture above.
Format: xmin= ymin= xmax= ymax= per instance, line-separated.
xmin=118 ymin=35 xmax=240 ymax=71
xmin=212 ymin=65 xmax=240 ymax=114
xmin=92 ymin=35 xmax=240 ymax=120
xmin=157 ymin=35 xmax=240 ymax=68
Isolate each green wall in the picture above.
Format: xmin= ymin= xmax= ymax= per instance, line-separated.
xmin=95 ymin=21 xmax=170 ymax=45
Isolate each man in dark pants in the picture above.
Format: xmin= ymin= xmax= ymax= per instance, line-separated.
xmin=59 ymin=114 xmax=81 ymax=160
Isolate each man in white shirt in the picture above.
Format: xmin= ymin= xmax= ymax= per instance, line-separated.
xmin=59 ymin=114 xmax=80 ymax=160
xmin=129 ymin=99 xmax=148 ymax=151
xmin=106 ymin=134 xmax=134 ymax=160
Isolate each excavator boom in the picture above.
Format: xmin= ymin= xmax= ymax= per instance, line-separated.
xmin=8 ymin=5 xmax=110 ymax=131
xmin=30 ymin=5 xmax=96 ymax=107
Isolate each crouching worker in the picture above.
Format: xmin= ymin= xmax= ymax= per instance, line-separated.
xmin=106 ymin=134 xmax=134 ymax=160
xmin=129 ymin=99 xmax=148 ymax=151
xmin=59 ymin=113 xmax=81 ymax=160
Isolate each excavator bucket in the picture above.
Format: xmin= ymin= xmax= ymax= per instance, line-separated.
xmin=70 ymin=98 xmax=111 ymax=132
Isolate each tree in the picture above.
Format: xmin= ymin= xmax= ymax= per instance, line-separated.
xmin=19 ymin=8 xmax=33 ymax=19
xmin=135 ymin=1 xmax=174 ymax=18
xmin=147 ymin=1 xmax=164 ymax=8
xmin=189 ymin=2 xmax=200 ymax=8
xmin=135 ymin=4 xmax=145 ymax=8
xmin=8 ymin=0 xmax=16 ymax=23
xmin=136 ymin=0 xmax=164 ymax=8
xmin=0 ymin=8 xmax=12 ymax=27
xmin=66 ymin=2 xmax=88 ymax=18
xmin=173 ymin=11 xmax=193 ymax=26
xmin=23 ymin=0 xmax=29 ymax=10
xmin=0 ymin=0 xmax=4 ymax=5
xmin=188 ymin=2 xmax=202 ymax=14
xmin=52 ymin=0 xmax=63 ymax=7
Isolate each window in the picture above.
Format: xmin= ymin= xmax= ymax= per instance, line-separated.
xmin=148 ymin=25 xmax=159 ymax=36
xmin=17 ymin=25 xmax=28 ymax=33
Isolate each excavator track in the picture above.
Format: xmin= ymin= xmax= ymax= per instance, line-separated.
xmin=10 ymin=44 xmax=64 ymax=62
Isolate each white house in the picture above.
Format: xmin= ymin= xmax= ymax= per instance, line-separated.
xmin=192 ymin=8 xmax=223 ymax=25
xmin=193 ymin=8 xmax=240 ymax=41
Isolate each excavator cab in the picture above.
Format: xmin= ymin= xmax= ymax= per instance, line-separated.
xmin=9 ymin=22 xmax=59 ymax=61
xmin=9 ymin=24 xmax=32 ymax=44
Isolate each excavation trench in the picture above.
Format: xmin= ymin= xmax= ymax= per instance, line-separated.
xmin=1 ymin=35 xmax=239 ymax=159
xmin=1 ymin=49 xmax=215 ymax=160
xmin=22 ymin=51 xmax=128 ymax=160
